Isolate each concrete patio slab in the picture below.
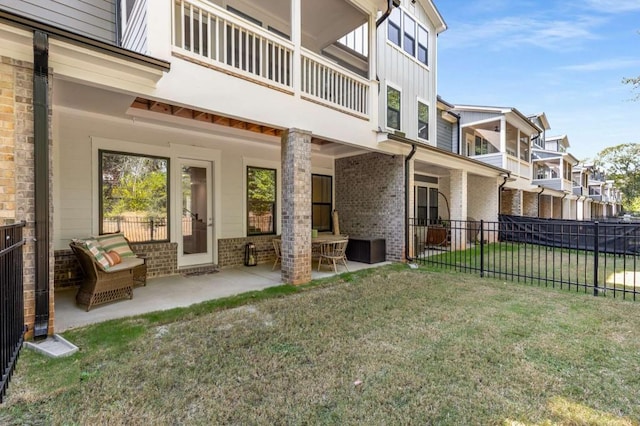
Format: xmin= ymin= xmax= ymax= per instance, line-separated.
xmin=55 ymin=261 xmax=389 ymax=332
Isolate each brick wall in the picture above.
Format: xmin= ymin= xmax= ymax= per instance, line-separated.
xmin=540 ymin=194 xmax=553 ymax=218
xmin=523 ymin=191 xmax=538 ymax=217
xmin=336 ymin=152 xmax=405 ymax=262
xmin=501 ymin=189 xmax=521 ymax=216
xmin=130 ymin=241 xmax=178 ymax=277
xmin=218 ymin=235 xmax=277 ymax=268
xmin=0 ymin=56 xmax=53 ymax=338
xmin=467 ymin=176 xmax=498 ymax=222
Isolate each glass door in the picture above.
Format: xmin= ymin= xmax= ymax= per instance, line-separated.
xmin=178 ymin=159 xmax=213 ymax=267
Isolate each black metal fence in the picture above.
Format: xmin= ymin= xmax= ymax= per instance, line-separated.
xmin=1 ymin=222 xmax=26 ymax=403
xmin=410 ymin=216 xmax=640 ymax=300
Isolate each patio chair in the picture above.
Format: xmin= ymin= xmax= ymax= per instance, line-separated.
xmin=70 ymin=238 xmax=145 ymax=311
xmin=272 ymin=238 xmax=282 ymax=270
xmin=317 ymin=239 xmax=349 ymax=273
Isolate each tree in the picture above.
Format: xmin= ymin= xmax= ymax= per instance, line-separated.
xmin=594 ymin=143 xmax=640 ymax=212
xmin=623 ymin=75 xmax=640 ymax=100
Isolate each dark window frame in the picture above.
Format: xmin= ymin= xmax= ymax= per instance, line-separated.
xmin=418 ymin=101 xmax=429 ymax=141
xmin=246 ymin=166 xmax=277 ymax=236
xmin=312 ymin=174 xmax=333 ymax=232
xmin=99 ymin=149 xmax=170 ymax=243
xmin=417 ymin=25 xmax=428 ymax=66
xmin=403 ymin=14 xmax=416 ymax=56
xmin=387 ymin=85 xmax=401 ymax=131
xmin=388 ymin=7 xmax=401 ymax=47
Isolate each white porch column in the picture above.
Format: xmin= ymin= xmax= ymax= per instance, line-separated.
xmin=450 ymin=169 xmax=467 ymax=249
xmin=281 ymin=128 xmax=312 ymax=284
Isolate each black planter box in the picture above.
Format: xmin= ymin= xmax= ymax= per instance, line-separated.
xmin=345 ymin=237 xmax=386 ymax=264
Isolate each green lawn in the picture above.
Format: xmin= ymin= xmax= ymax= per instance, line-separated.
xmin=2 ymin=265 xmax=640 ymax=425
xmin=424 ymin=243 xmax=640 ymax=298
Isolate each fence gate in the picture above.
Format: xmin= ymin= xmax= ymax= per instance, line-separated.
xmin=1 ymin=222 xmax=26 ymax=403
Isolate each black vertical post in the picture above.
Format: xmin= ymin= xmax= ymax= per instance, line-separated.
xmin=33 ymin=31 xmax=50 ymax=339
xmin=480 ymin=220 xmax=484 ymax=277
xmin=593 ymin=221 xmax=599 ymax=296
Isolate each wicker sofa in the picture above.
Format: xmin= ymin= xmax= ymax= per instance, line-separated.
xmin=69 ymin=236 xmax=146 ymax=311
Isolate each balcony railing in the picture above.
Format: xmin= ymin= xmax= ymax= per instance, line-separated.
xmin=172 ymin=0 xmax=369 ymax=117
xmin=301 ymin=49 xmax=369 ymax=117
xmin=505 ymin=155 xmax=531 ymax=179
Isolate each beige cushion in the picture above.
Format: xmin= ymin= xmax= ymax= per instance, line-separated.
xmin=95 ymin=233 xmax=136 ymax=258
xmin=107 ymin=257 xmax=144 ymax=273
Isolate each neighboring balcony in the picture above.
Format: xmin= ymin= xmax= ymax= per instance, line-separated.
xmin=532 ymin=158 xmax=573 ymax=192
xmin=124 ymin=0 xmax=375 ymax=121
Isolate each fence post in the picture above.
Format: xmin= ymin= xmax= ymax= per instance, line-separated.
xmin=150 ymin=218 xmax=154 ymax=241
xmin=480 ymin=220 xmax=484 ymax=277
xmin=593 ymin=221 xmax=599 ymax=296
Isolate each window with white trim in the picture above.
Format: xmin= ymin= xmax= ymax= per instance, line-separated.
xmin=387 ymin=8 xmax=429 ymax=66
xmin=387 ymin=86 xmax=401 ymax=131
xmin=418 ymin=101 xmax=429 ymax=141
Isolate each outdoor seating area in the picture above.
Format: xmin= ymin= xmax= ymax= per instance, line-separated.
xmin=69 ymin=233 xmax=147 ymax=311
xmin=272 ymin=233 xmax=351 ymax=274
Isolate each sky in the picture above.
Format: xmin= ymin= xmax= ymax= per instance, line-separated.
xmin=434 ymin=0 xmax=640 ymax=161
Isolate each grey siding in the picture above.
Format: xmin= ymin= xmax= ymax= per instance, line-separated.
xmin=436 ymin=110 xmax=454 ymax=153
xmin=2 ymin=0 xmax=117 ymax=44
xmin=532 ymin=179 xmax=562 ymax=191
xmin=478 ymin=154 xmax=503 ymax=169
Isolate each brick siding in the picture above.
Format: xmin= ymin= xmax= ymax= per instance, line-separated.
xmin=335 ymin=152 xmax=405 ymax=262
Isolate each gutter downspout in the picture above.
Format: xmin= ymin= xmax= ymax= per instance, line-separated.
xmin=498 ymin=174 xmax=511 ymax=216
xmin=405 ymin=144 xmax=417 ymax=262
xmin=33 ymin=30 xmax=50 ymax=339
xmin=376 ymin=0 xmax=399 ymax=28
xmin=537 ymin=186 xmax=545 ymax=218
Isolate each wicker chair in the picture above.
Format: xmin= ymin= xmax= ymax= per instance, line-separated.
xmin=69 ymin=241 xmax=145 ymax=311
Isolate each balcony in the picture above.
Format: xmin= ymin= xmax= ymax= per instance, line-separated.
xmin=168 ymin=0 xmax=371 ymax=119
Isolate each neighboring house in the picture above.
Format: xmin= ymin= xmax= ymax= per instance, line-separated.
xmin=451 ymin=104 xmax=548 ymax=218
xmin=572 ymin=164 xmax=593 ymax=220
xmin=531 ymin=134 xmax=578 ymax=219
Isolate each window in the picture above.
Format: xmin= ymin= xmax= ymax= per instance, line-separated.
xmin=417 ymin=26 xmax=428 ymax=65
xmin=387 ymin=86 xmax=401 ymax=130
xmin=418 ymin=101 xmax=429 ymax=140
xmin=415 ymin=186 xmax=439 ymax=225
xmin=388 ymin=7 xmax=401 ymax=47
xmin=403 ymin=14 xmax=416 ymax=56
xmin=247 ymin=166 xmax=276 ymax=235
xmin=100 ymin=151 xmax=169 ymax=242
xmin=312 ymin=174 xmax=332 ymax=232
xmin=387 ymin=8 xmax=429 ymax=66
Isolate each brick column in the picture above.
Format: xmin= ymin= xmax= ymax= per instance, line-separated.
xmin=449 ymin=169 xmax=467 ymax=249
xmin=281 ymin=128 xmax=311 ymax=284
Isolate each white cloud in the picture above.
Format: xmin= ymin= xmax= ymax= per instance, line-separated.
xmin=583 ymin=0 xmax=640 ymax=13
xmin=441 ymin=15 xmax=602 ymax=51
xmin=560 ymin=59 xmax=640 ymax=72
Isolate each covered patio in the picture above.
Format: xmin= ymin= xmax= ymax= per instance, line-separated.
xmin=54 ymin=260 xmax=389 ymax=332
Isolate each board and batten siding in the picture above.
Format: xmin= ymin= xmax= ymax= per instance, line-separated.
xmin=2 ymin=0 xmax=117 ymax=44
xmin=376 ymin=0 xmax=437 ymax=144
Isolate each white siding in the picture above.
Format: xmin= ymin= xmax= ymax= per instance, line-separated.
xmin=377 ymin=0 xmax=437 ymax=143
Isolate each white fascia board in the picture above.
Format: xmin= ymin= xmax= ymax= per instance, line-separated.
xmin=0 ymin=23 xmax=35 ymax=62
xmin=49 ymin=38 xmax=164 ymax=94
